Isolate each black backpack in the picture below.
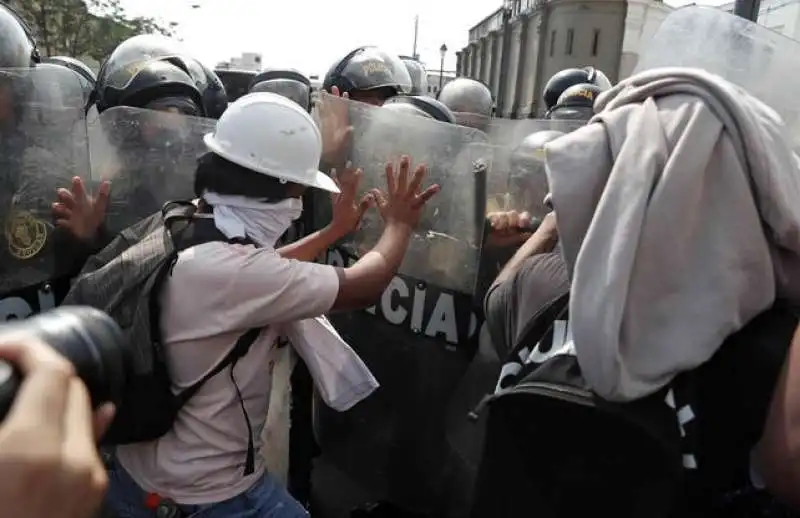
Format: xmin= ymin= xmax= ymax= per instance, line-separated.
xmin=469 ymin=292 xmax=688 ymax=518
xmin=63 ymin=201 xmax=260 ymax=474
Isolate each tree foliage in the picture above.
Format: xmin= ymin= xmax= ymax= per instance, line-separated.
xmin=7 ymin=0 xmax=178 ymax=63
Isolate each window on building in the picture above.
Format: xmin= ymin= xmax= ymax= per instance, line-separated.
xmin=592 ymin=29 xmax=600 ymax=56
xmin=550 ymin=30 xmax=556 ymax=56
xmin=566 ymin=28 xmax=574 ymax=55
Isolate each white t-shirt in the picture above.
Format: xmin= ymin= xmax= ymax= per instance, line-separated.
xmin=116 ymin=240 xmax=340 ymax=504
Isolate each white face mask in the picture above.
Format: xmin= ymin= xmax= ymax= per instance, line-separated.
xmin=202 ymin=192 xmax=303 ymax=248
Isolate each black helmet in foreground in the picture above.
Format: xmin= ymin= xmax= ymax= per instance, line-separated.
xmin=95 ymin=34 xmax=225 ymax=118
xmin=542 ymin=66 xmax=611 ymax=112
xmin=0 ymin=2 xmax=39 ymax=68
xmin=249 ymin=68 xmax=312 ymax=112
xmin=547 ymin=83 xmax=603 ymax=122
xmin=323 ymin=47 xmax=412 ymax=105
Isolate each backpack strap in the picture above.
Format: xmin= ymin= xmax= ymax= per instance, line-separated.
xmin=176 ymin=328 xmax=262 ymax=475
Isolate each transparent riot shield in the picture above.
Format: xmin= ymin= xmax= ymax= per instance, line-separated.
xmin=472 ymin=120 xmax=581 ymax=301
xmin=0 ymin=66 xmax=90 ymax=301
xmin=311 ymin=94 xmax=491 ymax=514
xmin=315 ymin=93 xmax=490 ymax=295
xmin=634 ymin=6 xmax=800 ymax=146
xmin=88 ymin=106 xmax=216 ymax=232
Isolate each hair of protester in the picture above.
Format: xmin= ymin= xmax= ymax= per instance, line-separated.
xmin=194 ymin=151 xmax=297 ymax=202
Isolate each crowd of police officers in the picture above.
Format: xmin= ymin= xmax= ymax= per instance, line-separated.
xmin=0 ymin=0 xmax=682 ymax=517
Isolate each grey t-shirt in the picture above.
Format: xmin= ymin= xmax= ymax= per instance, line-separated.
xmin=483 ymin=250 xmax=569 ymax=357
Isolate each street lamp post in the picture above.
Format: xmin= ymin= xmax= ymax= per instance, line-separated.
xmin=439 ymin=43 xmax=448 ymax=91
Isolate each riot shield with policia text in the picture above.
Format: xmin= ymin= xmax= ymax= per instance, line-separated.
xmin=0 ymin=66 xmax=90 ymax=301
xmin=88 ymin=106 xmax=215 ymax=233
xmin=311 ymin=93 xmax=493 ymax=514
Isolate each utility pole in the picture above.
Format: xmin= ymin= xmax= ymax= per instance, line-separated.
xmin=412 ymin=15 xmax=420 ymax=60
xmin=734 ymin=0 xmax=761 ymax=21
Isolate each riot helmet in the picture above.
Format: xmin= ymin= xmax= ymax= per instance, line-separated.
xmin=547 ymin=83 xmax=601 ymax=122
xmin=509 ymin=130 xmax=565 ymax=214
xmin=0 ymin=2 xmax=39 ymax=68
xmin=399 ymin=55 xmax=429 ymax=96
xmin=95 ymin=35 xmax=214 ymax=116
xmin=437 ymin=77 xmax=493 ymax=131
xmin=215 ymin=69 xmax=255 ymax=103
xmin=383 ymin=95 xmax=455 ymax=124
xmin=42 ymin=56 xmax=96 ymax=109
xmin=542 ymin=66 xmax=611 ymax=111
xmin=249 ymin=68 xmax=312 ymax=112
xmin=198 ymin=64 xmax=228 ymax=119
xmin=323 ymin=46 xmax=413 ymax=106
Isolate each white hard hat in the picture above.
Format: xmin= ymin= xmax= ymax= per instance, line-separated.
xmin=203 ymin=92 xmax=339 ymax=193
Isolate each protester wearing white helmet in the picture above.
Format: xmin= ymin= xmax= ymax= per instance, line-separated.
xmin=103 ymin=92 xmax=440 ymax=517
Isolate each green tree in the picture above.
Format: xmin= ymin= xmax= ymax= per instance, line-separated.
xmin=7 ymin=0 xmax=178 ymax=62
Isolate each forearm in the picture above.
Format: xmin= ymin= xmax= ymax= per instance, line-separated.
xmin=277 ymin=225 xmax=343 ymax=261
xmin=491 ymin=232 xmax=556 ymax=288
xmin=331 ymin=222 xmax=412 ymax=311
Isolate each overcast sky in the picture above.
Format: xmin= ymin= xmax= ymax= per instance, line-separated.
xmin=116 ymin=0 xmax=726 ymax=77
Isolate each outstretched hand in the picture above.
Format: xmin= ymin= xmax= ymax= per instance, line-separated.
xmin=329 ymin=164 xmax=375 ymax=236
xmin=369 ymin=156 xmax=440 ymax=230
xmin=52 ymin=177 xmax=110 ymax=242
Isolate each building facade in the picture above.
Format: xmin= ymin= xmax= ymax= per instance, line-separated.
xmin=424 ymin=71 xmax=457 ymax=96
xmin=215 ymin=52 xmax=263 ymax=72
xmin=457 ymin=0 xmax=670 ymax=118
xmin=718 ymin=0 xmax=800 ymax=37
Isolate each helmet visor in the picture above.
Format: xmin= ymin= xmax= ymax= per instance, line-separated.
xmin=250 ymin=78 xmax=311 ymax=111
xmin=99 ymin=35 xmax=205 ymax=91
xmin=549 ymin=105 xmax=594 ymax=122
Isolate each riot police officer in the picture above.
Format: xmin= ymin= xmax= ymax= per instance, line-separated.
xmin=249 ymin=68 xmax=312 ymax=112
xmin=42 ymin=56 xmax=96 ymax=110
xmin=541 ymin=66 xmax=611 ymax=114
xmin=0 ymin=2 xmax=90 ymax=318
xmin=400 ymin=55 xmax=429 ymax=96
xmin=437 ymin=77 xmax=493 ymax=132
xmin=547 ymin=83 xmax=602 ymax=122
xmin=93 ymin=34 xmax=227 ymax=118
xmin=322 ymin=46 xmax=413 ymax=106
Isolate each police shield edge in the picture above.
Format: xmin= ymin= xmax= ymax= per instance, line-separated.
xmin=316 ymin=93 xmax=489 ymax=295
xmin=635 ymin=6 xmax=800 ymax=145
xmin=484 ymin=118 xmax=582 ymax=217
xmin=0 ymin=66 xmax=89 ymax=297
xmin=89 ymin=106 xmax=215 ymax=232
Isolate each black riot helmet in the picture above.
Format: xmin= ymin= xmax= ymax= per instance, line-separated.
xmin=437 ymin=77 xmax=493 ymax=131
xmin=383 ymin=95 xmax=455 ymax=124
xmin=547 ymin=83 xmax=602 ymax=122
xmin=542 ymin=66 xmax=611 ymax=112
xmin=509 ymin=130 xmax=565 ymax=214
xmin=95 ymin=34 xmax=215 ymax=117
xmin=249 ymin=68 xmax=312 ymax=112
xmin=42 ymin=56 xmax=96 ymax=108
xmin=198 ymin=64 xmax=228 ymax=119
xmin=323 ymin=46 xmax=413 ymax=105
xmin=399 ymin=56 xmax=428 ymax=96
xmin=0 ymin=2 xmax=39 ymax=67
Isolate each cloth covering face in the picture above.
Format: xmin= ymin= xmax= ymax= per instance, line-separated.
xmin=545 ymin=67 xmax=800 ymax=402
